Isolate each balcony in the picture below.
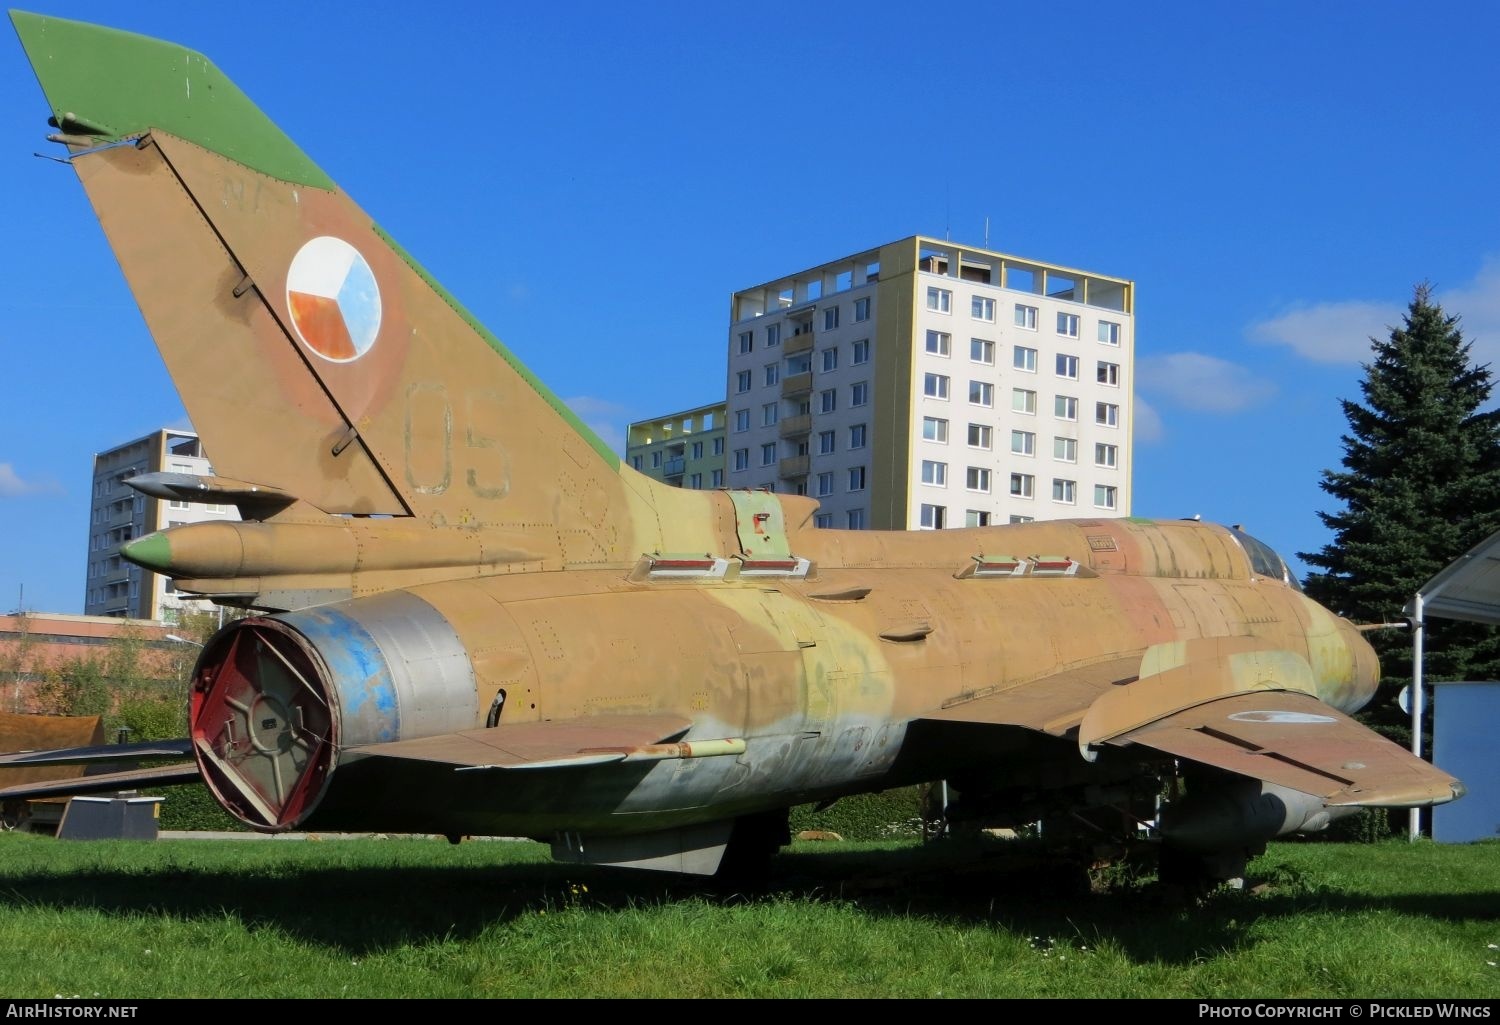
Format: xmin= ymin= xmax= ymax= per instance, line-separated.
xmin=663 ymin=457 xmax=685 ymax=478
xmin=784 ymin=331 xmax=815 ymax=357
xmin=779 ymin=414 xmax=812 ymax=439
xmin=778 ymin=455 xmax=810 ymax=479
xmin=781 ymin=372 xmax=813 ymax=397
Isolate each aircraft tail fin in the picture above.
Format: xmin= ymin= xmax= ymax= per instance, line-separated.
xmin=12 ymin=11 xmax=708 ymax=566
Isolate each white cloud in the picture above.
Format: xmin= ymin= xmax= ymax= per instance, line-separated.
xmin=1133 ymin=397 xmax=1165 ymax=443
xmin=1435 ymin=259 xmax=1500 ymax=370
xmin=563 ymin=395 xmax=634 ymax=453
xmin=1248 ymin=300 xmax=1399 ymax=364
xmin=1136 ymin=353 xmax=1277 ymax=413
xmin=0 ymin=463 xmax=61 ymax=497
xmin=1248 ymin=258 xmax=1500 ymax=366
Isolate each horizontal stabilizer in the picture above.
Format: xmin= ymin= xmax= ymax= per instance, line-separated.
xmin=0 ymin=762 xmax=201 ymax=802
xmin=0 ymin=737 xmax=192 ymax=765
xmin=346 ymin=715 xmax=696 ymax=771
xmin=1110 ymin=691 xmax=1464 ymax=807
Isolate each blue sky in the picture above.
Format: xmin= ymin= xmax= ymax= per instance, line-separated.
xmin=3 ymin=1 xmax=1500 ymax=615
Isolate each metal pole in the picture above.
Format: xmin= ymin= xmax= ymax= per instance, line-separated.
xmin=1409 ymin=592 xmax=1424 ymax=842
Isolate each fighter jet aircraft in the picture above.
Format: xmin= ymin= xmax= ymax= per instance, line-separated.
xmin=2 ymin=11 xmax=1462 ymax=887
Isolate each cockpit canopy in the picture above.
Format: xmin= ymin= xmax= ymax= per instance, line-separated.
xmin=1228 ymin=527 xmax=1303 ymax=591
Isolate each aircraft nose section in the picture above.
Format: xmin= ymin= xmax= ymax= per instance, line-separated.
xmin=190 ymin=619 xmax=338 ymax=831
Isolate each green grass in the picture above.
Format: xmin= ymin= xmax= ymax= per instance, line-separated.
xmin=0 ymin=833 xmax=1495 ymax=998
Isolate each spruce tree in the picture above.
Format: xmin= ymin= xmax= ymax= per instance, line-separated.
xmin=1300 ymin=284 xmax=1500 ymax=731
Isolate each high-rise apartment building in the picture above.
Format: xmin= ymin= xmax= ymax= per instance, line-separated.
xmin=625 ymin=402 xmax=727 ymax=490
xmin=83 ymin=428 xmax=238 ymax=622
xmin=725 ymin=236 xmax=1133 ymax=530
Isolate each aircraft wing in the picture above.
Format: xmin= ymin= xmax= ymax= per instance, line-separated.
xmin=909 ymin=640 xmax=1460 ymax=810
xmin=0 ymin=738 xmax=194 ymax=766
xmin=341 ymin=715 xmax=703 ymax=771
xmin=0 ymin=762 xmax=202 ymax=802
xmin=1102 ymin=690 xmax=1462 ymax=807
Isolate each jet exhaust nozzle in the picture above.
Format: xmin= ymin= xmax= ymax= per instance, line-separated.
xmin=188 ymin=590 xmax=477 ymax=831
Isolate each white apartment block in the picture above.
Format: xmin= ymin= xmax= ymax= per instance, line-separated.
xmin=83 ymin=428 xmax=238 ymax=622
xmin=726 ymin=236 xmax=1133 ymax=530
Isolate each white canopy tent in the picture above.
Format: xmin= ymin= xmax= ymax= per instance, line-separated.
xmin=1403 ymin=527 xmax=1500 ymax=838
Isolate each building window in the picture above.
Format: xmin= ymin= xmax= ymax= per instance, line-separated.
xmin=737 ymin=370 xmax=753 ymax=393
xmin=1096 ymin=402 xmax=1120 ymax=427
xmin=849 ymin=466 xmax=867 ymax=492
xmin=1056 ymin=354 xmax=1079 ymax=379
xmin=964 ymin=423 xmax=992 ymax=450
xmin=711 ymin=469 xmax=724 ymax=487
xmin=921 ymin=460 xmax=948 ymax=486
xmin=924 ymin=373 xmax=950 ymax=400
xmin=822 ymin=348 xmax=839 ymax=372
xmin=920 ymin=504 xmax=947 ymax=529
xmin=1010 ymin=473 xmax=1034 ymax=498
xmin=815 ymin=513 xmax=833 ymax=528
xmin=970 ymin=338 xmax=995 ymax=365
xmin=851 ymin=381 xmax=869 ymax=407
xmin=922 ymin=416 xmax=949 ymax=443
xmin=1013 ymin=346 xmax=1037 ymax=372
xmin=1057 ymin=312 xmax=1080 ymax=338
xmin=966 ymin=510 xmax=991 ymax=527
xmin=1015 ymin=304 xmax=1038 ymax=330
xmin=1097 ymin=361 xmax=1120 ymax=386
xmin=966 ymin=467 xmax=992 ymax=493
xmin=761 ymin=443 xmax=776 ymax=466
xmin=690 ymin=473 xmax=703 ymax=489
xmin=692 ymin=441 xmax=704 ymax=459
xmin=713 ymin=437 xmax=725 ymax=456
xmin=734 ymin=409 xmax=750 ymax=432
xmin=847 ymin=508 xmax=866 ymax=529
xmin=852 ymin=339 xmax=870 ymax=364
xmin=1054 ymin=395 xmax=1078 ymax=421
xmin=764 ymin=363 xmax=780 ymax=386
xmin=925 ymin=330 xmax=951 ymax=357
xmin=968 ymin=380 xmax=994 ymax=407
xmin=819 ymin=388 xmax=838 ymax=413
xmin=738 ymin=331 xmax=753 ymax=354
xmin=766 ymin=323 xmax=781 ymax=346
xmin=630 ymin=455 xmax=643 ymax=470
xmin=819 ymin=430 xmax=836 ymax=455
xmin=1009 ymin=514 xmax=1035 ymax=524
xmin=817 ymin=472 xmax=835 ymax=497
xmin=763 ymin=402 xmax=779 ymax=427
xmin=1098 ymin=321 xmax=1120 ymax=346
xmin=1012 ymin=388 xmax=1037 ymax=414
xmin=1052 ymin=478 xmax=1077 ymax=504
xmin=849 ymin=424 xmax=867 ymax=449
xmin=824 ymin=306 xmax=840 ymax=331
xmin=1094 ymin=484 xmax=1118 ymax=510
xmin=854 ymin=297 xmax=871 ymax=322
xmin=651 ymin=451 xmax=662 ymax=468
xmin=1053 ymin=437 xmax=1078 ymax=462
xmin=927 ymin=287 xmax=952 ymax=313
xmin=1095 ymin=442 xmax=1118 ymax=468
xmin=971 ymin=296 xmax=996 ymax=322
xmin=1010 ymin=429 xmax=1033 ymax=455
xmin=734 ymin=448 xmax=750 ymax=471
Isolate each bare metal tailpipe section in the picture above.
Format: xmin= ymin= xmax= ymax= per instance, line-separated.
xmin=189 ymin=591 xmax=477 ymax=831
xmin=1158 ymin=778 xmax=1359 ymax=853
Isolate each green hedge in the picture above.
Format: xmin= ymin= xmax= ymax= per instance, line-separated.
xmin=788 ymin=786 xmax=934 ymax=841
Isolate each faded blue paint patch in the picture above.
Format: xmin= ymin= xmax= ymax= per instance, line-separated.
xmin=279 ymin=605 xmax=400 ymax=744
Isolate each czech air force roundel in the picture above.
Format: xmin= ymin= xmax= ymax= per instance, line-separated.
xmin=286 ymin=236 xmax=382 ymax=362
